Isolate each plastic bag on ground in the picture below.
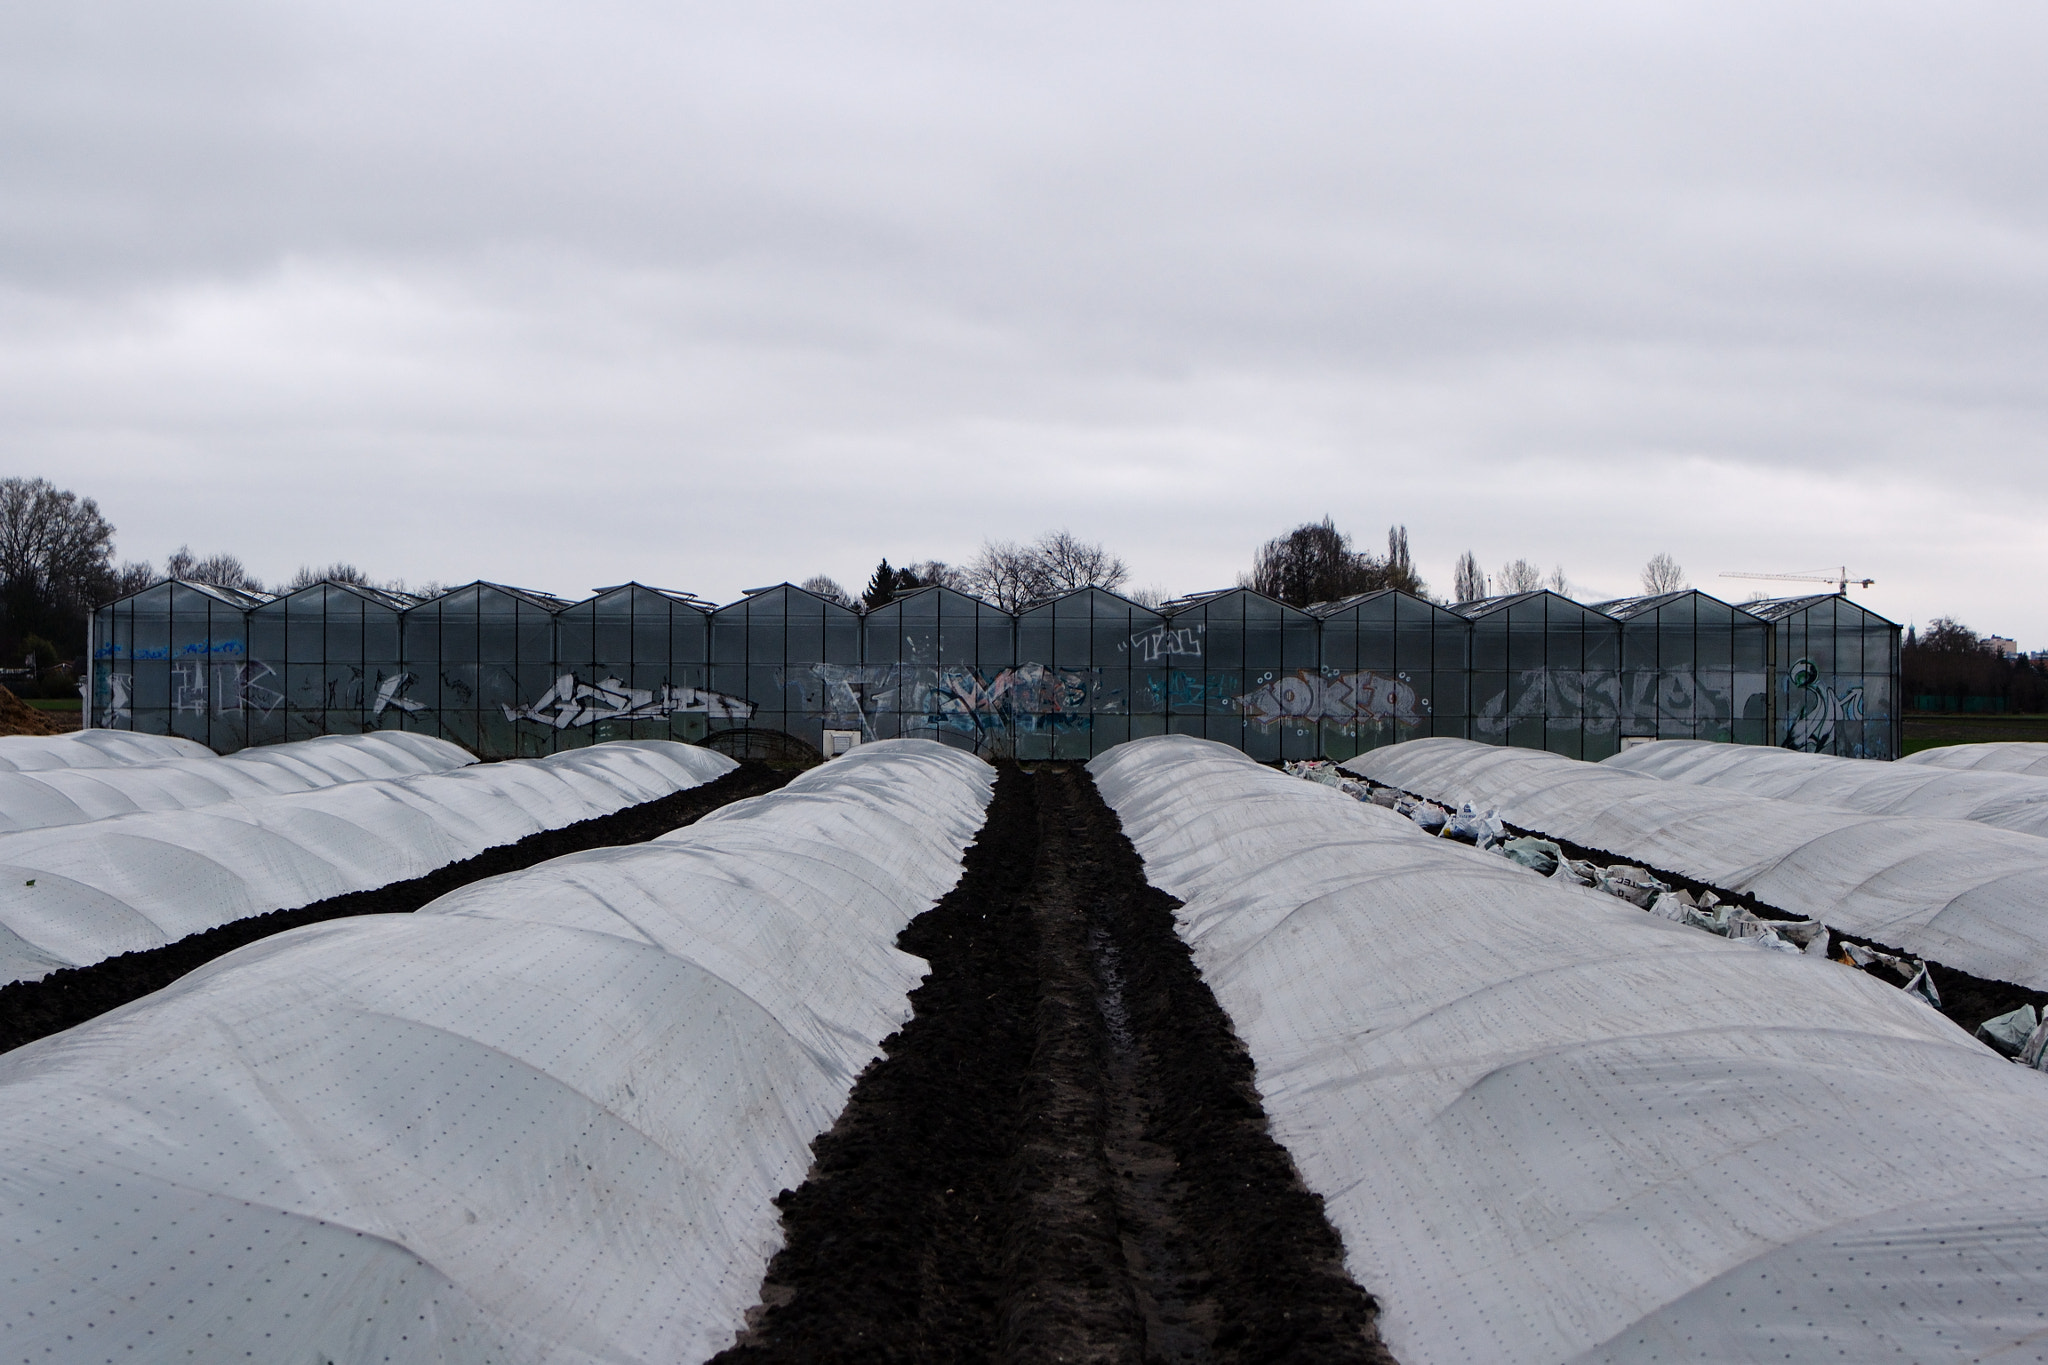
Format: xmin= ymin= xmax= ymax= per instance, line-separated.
xmin=1977 ymin=1004 xmax=2039 ymax=1057
xmin=1498 ymin=836 xmax=1562 ymax=877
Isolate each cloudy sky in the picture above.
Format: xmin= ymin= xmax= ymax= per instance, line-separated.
xmin=6 ymin=1 xmax=2044 ymax=638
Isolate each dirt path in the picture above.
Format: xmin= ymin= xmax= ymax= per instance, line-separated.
xmin=718 ymin=765 xmax=1393 ymax=1364
xmin=0 ymin=760 xmax=790 ymax=1053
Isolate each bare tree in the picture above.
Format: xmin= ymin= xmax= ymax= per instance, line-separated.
xmin=165 ymin=546 xmax=264 ymax=593
xmin=963 ymin=540 xmax=1054 ymax=612
xmin=1453 ymin=551 xmax=1486 ymax=604
xmin=1249 ymin=517 xmax=1375 ymax=607
xmin=1545 ymin=564 xmax=1572 ymax=597
xmin=1497 ymin=559 xmax=1543 ymax=594
xmin=1641 ymin=553 xmax=1687 ymax=595
xmin=1381 ymin=524 xmax=1428 ymax=597
xmin=0 ymin=478 xmax=114 ymax=607
xmin=902 ymin=560 xmax=968 ymax=592
xmin=799 ymin=575 xmax=853 ymax=608
xmin=286 ymin=562 xmax=374 ymax=592
xmin=1032 ymin=530 xmax=1128 ymax=595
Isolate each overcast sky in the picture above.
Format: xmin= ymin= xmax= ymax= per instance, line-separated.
xmin=6 ymin=1 xmax=2044 ymax=638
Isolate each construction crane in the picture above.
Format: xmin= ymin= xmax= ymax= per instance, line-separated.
xmin=1719 ymin=567 xmax=1874 ymax=595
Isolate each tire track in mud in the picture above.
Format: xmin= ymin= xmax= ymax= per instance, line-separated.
xmin=0 ymin=760 xmax=791 ymax=1054
xmin=719 ymin=765 xmax=1393 ymax=1364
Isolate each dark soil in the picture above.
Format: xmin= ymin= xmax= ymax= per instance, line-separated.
xmin=0 ymin=760 xmax=790 ymax=1054
xmin=716 ymin=764 xmax=1393 ymax=1365
xmin=0 ymin=684 xmax=65 ymax=736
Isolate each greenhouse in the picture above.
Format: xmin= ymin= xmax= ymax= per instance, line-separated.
xmin=1590 ymin=589 xmax=1772 ymax=745
xmin=87 ymin=579 xmax=1901 ymax=761
xmin=1748 ymin=593 xmax=1902 ymax=759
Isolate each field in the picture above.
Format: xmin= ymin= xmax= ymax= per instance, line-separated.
xmin=10 ymin=730 xmax=2048 ymax=1361
xmin=1905 ymin=710 xmax=2048 ymax=752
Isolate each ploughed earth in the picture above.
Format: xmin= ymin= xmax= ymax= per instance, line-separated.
xmin=0 ymin=760 xmax=792 ymax=1053
xmin=716 ymin=765 xmax=1393 ymax=1365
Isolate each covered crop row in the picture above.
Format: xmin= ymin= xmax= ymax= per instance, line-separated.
xmin=0 ymin=729 xmax=213 ymax=770
xmin=0 ymin=738 xmax=734 ymax=984
xmin=0 ymin=739 xmax=993 ymax=1364
xmin=1344 ymin=736 xmax=2048 ymax=992
xmin=1902 ymin=739 xmax=2048 ymax=775
xmin=0 ymin=729 xmax=473 ymax=834
xmin=1093 ymin=734 xmax=2048 ymax=1364
xmin=1607 ymin=737 xmax=2048 ymax=837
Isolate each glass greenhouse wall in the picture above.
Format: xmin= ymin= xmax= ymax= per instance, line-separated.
xmin=1158 ymin=590 xmax=1319 ymax=762
xmin=1749 ymin=594 xmax=1903 ymax=759
xmin=1461 ymin=591 xmax=1626 ymax=761
xmin=245 ymin=583 xmax=414 ymax=747
xmin=1312 ymin=590 xmax=1471 ymax=761
xmin=1592 ymin=591 xmax=1772 ymax=746
xmin=88 ymin=580 xmax=1902 ymax=762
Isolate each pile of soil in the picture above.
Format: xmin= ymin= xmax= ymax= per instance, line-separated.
xmin=717 ymin=765 xmax=1392 ymax=1364
xmin=0 ymin=685 xmax=65 ymax=736
xmin=0 ymin=760 xmax=790 ymax=1054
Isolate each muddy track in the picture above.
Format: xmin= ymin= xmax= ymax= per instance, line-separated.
xmin=718 ymin=765 xmax=1392 ymax=1364
xmin=0 ymin=760 xmax=791 ymax=1054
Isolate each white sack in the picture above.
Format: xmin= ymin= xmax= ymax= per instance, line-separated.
xmin=1901 ymin=740 xmax=2048 ymax=776
xmin=1344 ymin=736 xmax=2048 ymax=991
xmin=1607 ymin=737 xmax=2048 ymax=838
xmin=0 ymin=739 xmax=993 ymax=1365
xmin=0 ymin=739 xmax=734 ymax=983
xmin=1092 ymin=735 xmax=2048 ymax=1365
xmin=0 ymin=730 xmax=474 ymax=834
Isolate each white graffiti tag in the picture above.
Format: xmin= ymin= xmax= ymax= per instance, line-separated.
xmin=503 ymin=673 xmax=755 ymax=728
xmin=1234 ymin=670 xmax=1424 ymax=727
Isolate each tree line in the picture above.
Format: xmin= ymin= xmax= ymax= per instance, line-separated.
xmin=1904 ymin=619 xmax=2047 ymax=714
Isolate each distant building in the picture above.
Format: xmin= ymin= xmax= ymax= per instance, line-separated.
xmin=1988 ymin=635 xmax=2020 ymax=657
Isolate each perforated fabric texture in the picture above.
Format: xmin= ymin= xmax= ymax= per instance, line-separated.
xmin=1606 ymin=737 xmax=2048 ymax=838
xmin=0 ymin=739 xmax=735 ymax=984
xmin=1091 ymin=735 xmax=2048 ymax=1365
xmin=1343 ymin=736 xmax=2048 ymax=991
xmin=1901 ymin=741 xmax=2048 ymax=776
xmin=0 ymin=729 xmax=211 ymax=770
xmin=0 ymin=731 xmax=475 ymax=834
xmin=0 ymin=739 xmax=992 ymax=1365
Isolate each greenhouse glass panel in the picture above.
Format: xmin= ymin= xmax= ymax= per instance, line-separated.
xmin=859 ymin=587 xmax=1015 ymax=755
xmin=94 ymin=581 xmax=264 ymax=752
xmin=709 ymin=585 xmax=859 ymax=758
xmin=544 ymin=585 xmax=715 ymax=749
xmin=1011 ymin=589 xmax=1164 ymax=759
xmin=1751 ymin=594 xmax=1902 ymax=759
xmin=1461 ymin=592 xmax=1622 ymax=760
xmin=1593 ymin=591 xmax=1770 ymax=745
xmin=1311 ymin=590 xmax=1469 ymax=760
xmin=1159 ymin=589 xmax=1317 ymax=760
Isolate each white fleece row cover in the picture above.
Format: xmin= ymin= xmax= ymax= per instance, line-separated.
xmin=1343 ymin=736 xmax=2048 ymax=991
xmin=1903 ymin=740 xmax=2048 ymax=776
xmin=1605 ymin=738 xmax=2048 ymax=838
xmin=0 ymin=740 xmax=990 ymax=1365
xmin=1091 ymin=735 xmax=2048 ymax=1365
xmin=0 ymin=739 xmax=735 ymax=984
xmin=0 ymin=730 xmax=474 ymax=834
xmin=0 ymin=728 xmax=209 ymax=770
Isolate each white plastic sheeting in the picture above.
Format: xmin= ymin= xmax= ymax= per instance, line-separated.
xmin=0 ymin=740 xmax=990 ymax=1364
xmin=1093 ymin=734 xmax=2048 ymax=1365
xmin=1344 ymin=736 xmax=2048 ymax=991
xmin=0 ymin=728 xmax=209 ymax=770
xmin=1606 ymin=737 xmax=2048 ymax=838
xmin=1902 ymin=740 xmax=2048 ymax=776
xmin=0 ymin=730 xmax=474 ymax=834
xmin=0 ymin=739 xmax=736 ymax=984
